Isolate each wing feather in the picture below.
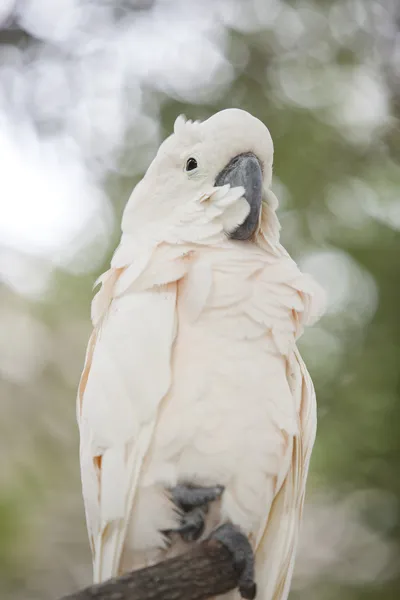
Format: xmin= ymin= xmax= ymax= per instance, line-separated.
xmin=77 ymin=250 xmax=187 ymax=582
xmin=252 ymin=348 xmax=317 ymax=600
xmin=249 ymin=252 xmax=322 ymax=600
xmin=204 ymin=242 xmax=323 ymax=600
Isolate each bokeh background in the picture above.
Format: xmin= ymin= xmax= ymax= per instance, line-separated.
xmin=0 ymin=1 xmax=399 ymax=598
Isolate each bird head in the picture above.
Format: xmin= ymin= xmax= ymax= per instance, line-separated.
xmin=121 ymin=108 xmax=279 ymax=246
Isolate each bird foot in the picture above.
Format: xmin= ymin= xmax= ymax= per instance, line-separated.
xmin=163 ymin=483 xmax=224 ymax=542
xmin=210 ymin=523 xmax=257 ymax=600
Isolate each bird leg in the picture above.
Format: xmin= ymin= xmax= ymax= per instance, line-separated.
xmin=163 ymin=483 xmax=224 ymax=542
xmin=210 ymin=523 xmax=257 ymax=600
xmin=163 ymin=485 xmax=256 ymax=599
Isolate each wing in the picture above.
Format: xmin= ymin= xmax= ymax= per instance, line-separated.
xmin=77 ymin=244 xmax=189 ymax=583
xmin=254 ymin=349 xmax=317 ymax=600
xmin=248 ymin=247 xmax=324 ymax=600
xmin=206 ymin=240 xmax=323 ymax=600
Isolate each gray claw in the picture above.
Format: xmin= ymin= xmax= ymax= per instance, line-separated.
xmin=210 ymin=523 xmax=256 ymax=600
xmin=172 ymin=506 xmax=206 ymax=542
xmin=163 ymin=483 xmax=225 ymax=543
xmin=170 ymin=483 xmax=224 ymax=512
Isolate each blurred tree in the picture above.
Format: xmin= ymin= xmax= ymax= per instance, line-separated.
xmin=0 ymin=1 xmax=399 ymax=599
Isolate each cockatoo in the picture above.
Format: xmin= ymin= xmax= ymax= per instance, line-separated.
xmin=77 ymin=108 xmax=325 ymax=600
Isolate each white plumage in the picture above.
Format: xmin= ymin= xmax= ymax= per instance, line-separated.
xmin=77 ymin=109 xmax=325 ymax=600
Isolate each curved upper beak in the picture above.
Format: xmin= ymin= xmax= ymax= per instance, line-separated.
xmin=214 ymin=152 xmax=263 ymax=240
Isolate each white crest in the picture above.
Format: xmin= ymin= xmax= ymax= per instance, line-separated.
xmin=173 ymin=114 xmax=202 ymax=143
xmin=173 ymin=114 xmax=187 ymax=136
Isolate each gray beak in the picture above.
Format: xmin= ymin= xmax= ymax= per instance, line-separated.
xmin=215 ymin=152 xmax=263 ymax=240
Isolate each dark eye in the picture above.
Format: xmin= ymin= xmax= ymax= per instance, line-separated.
xmin=185 ymin=157 xmax=198 ymax=172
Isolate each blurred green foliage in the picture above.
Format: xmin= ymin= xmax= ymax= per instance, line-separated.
xmin=0 ymin=1 xmax=399 ymax=598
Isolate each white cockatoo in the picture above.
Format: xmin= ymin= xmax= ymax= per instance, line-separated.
xmin=77 ymin=109 xmax=325 ymax=600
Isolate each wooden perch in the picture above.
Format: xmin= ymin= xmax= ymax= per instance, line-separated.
xmin=61 ymin=539 xmax=240 ymax=600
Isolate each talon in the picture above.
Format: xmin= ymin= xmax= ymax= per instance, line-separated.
xmin=162 ymin=483 xmax=224 ymax=543
xmin=170 ymin=483 xmax=224 ymax=512
xmin=210 ymin=523 xmax=256 ymax=600
xmin=164 ymin=506 xmax=206 ymax=542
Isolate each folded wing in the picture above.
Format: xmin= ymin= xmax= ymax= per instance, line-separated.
xmin=77 ymin=249 xmax=185 ymax=582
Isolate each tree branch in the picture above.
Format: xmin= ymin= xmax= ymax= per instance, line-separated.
xmin=60 ymin=539 xmax=240 ymax=600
